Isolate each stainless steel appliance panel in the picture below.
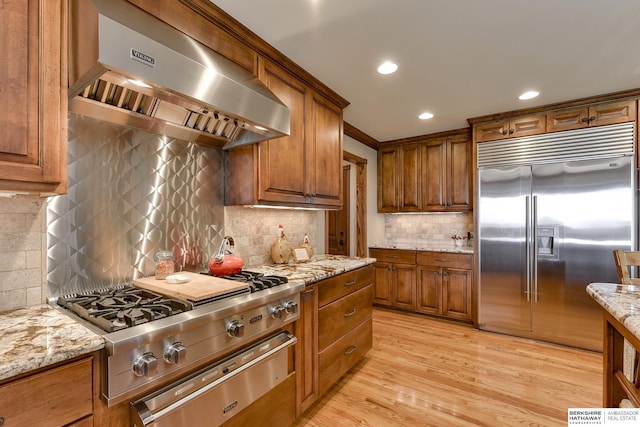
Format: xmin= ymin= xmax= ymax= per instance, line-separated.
xmin=531 ymin=157 xmax=633 ymax=350
xmin=478 ymin=166 xmax=532 ymax=334
xmin=131 ymin=332 xmax=296 ymax=427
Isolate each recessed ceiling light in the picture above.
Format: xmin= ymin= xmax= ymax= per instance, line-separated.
xmin=519 ymin=91 xmax=539 ymax=100
xmin=377 ymin=61 xmax=398 ymax=75
xmin=419 ymin=112 xmax=434 ymax=120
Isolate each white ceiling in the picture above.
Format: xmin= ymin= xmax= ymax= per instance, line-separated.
xmin=211 ymin=0 xmax=640 ymax=143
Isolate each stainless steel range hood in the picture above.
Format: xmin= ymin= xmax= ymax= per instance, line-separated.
xmin=68 ymin=0 xmax=290 ymax=150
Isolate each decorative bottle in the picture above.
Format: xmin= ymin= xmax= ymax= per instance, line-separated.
xmin=271 ymin=224 xmax=292 ymax=264
xmin=302 ymin=233 xmax=314 ymax=258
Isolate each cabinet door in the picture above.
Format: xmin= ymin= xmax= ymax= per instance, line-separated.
xmin=417 ymin=266 xmax=441 ymax=315
xmin=509 ymin=115 xmax=546 ymax=138
xmin=308 ymin=94 xmax=343 ymax=207
xmin=257 ymin=60 xmax=308 ymax=204
xmin=446 ymin=136 xmax=471 ymax=210
xmin=442 ymin=268 xmax=472 ymax=321
xmin=392 ymin=264 xmax=416 ymax=310
xmin=473 ymin=120 xmax=509 ymax=142
xmin=589 ymin=99 xmax=636 ymax=127
xmin=398 ymin=143 xmax=421 ymax=212
xmin=372 ymin=262 xmax=393 ymax=305
xmin=546 ymin=107 xmax=589 ymax=132
xmin=422 ymin=139 xmax=446 ymax=211
xmin=295 ymin=285 xmax=318 ymax=415
xmin=377 ymin=147 xmax=398 ymax=212
xmin=0 ymin=0 xmax=65 ymax=192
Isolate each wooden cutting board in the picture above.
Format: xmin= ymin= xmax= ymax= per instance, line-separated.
xmin=133 ymin=272 xmax=249 ymax=302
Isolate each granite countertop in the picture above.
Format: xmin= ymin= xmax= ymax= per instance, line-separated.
xmin=246 ymin=254 xmax=376 ymax=283
xmin=369 ymin=243 xmax=474 ymax=254
xmin=587 ymin=282 xmax=640 ymax=340
xmin=0 ymin=305 xmax=104 ymax=382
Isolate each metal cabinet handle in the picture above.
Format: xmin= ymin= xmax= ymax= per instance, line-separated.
xmin=434 ymin=259 xmax=450 ymax=263
xmin=344 ymin=345 xmax=357 ymax=356
xmin=386 ymin=255 xmax=400 ymax=259
xmin=344 ymin=308 xmax=357 ymax=318
xmin=343 ymin=280 xmax=356 ymax=287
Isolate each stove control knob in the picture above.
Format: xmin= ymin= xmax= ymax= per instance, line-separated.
xmin=227 ymin=320 xmax=245 ymax=338
xmin=284 ymin=300 xmax=298 ymax=314
xmin=270 ymin=304 xmax=285 ymax=319
xmin=133 ymin=352 xmax=158 ymax=377
xmin=164 ymin=342 xmax=187 ymax=364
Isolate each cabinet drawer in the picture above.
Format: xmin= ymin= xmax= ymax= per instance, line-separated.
xmin=417 ymin=251 xmax=472 ymax=269
xmin=0 ymin=357 xmax=93 ymax=427
xmin=369 ymin=248 xmax=416 ymax=265
xmin=318 ymin=265 xmax=373 ymax=307
xmin=318 ymin=284 xmax=373 ymax=350
xmin=318 ymin=318 xmax=372 ymax=396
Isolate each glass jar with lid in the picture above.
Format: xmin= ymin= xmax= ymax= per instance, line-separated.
xmin=154 ymin=250 xmax=175 ymax=279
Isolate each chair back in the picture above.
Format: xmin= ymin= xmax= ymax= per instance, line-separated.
xmin=613 ymin=249 xmax=640 ymax=285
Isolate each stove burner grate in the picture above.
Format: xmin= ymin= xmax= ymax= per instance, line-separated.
xmin=219 ymin=271 xmax=289 ymax=293
xmin=57 ymin=286 xmax=193 ymax=332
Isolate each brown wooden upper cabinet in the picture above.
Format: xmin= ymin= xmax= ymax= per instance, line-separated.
xmin=422 ymin=135 xmax=471 ymax=212
xmin=546 ymin=99 xmax=636 ymax=133
xmin=225 ymin=58 xmax=343 ymax=209
xmin=378 ymin=130 xmax=471 ymax=213
xmin=473 ymin=114 xmax=546 ymax=143
xmin=0 ymin=0 xmax=66 ymax=194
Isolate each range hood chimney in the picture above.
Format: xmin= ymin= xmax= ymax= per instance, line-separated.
xmin=68 ymin=0 xmax=290 ymax=150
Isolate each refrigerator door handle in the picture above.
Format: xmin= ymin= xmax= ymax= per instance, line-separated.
xmin=525 ymin=195 xmax=531 ymax=302
xmin=533 ymin=195 xmax=539 ymax=303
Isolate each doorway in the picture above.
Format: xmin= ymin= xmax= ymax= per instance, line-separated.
xmin=325 ymin=150 xmax=367 ymax=257
xmin=327 ymin=165 xmax=351 ymax=255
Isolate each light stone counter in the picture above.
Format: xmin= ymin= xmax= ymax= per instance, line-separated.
xmin=587 ymin=282 xmax=640 ymax=339
xmin=246 ymin=254 xmax=376 ymax=283
xmin=0 ymin=305 xmax=104 ymax=381
xmin=369 ymin=243 xmax=474 ymax=254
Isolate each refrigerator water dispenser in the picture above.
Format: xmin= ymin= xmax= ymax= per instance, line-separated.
xmin=537 ymin=225 xmax=560 ymax=259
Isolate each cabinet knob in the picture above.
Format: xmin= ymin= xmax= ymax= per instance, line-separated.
xmin=344 ymin=308 xmax=357 ymax=318
xmin=589 ymin=116 xmax=596 ymax=122
xmin=581 ymin=117 xmax=590 ymax=123
xmin=501 ymin=129 xmax=508 ymax=135
xmin=344 ymin=345 xmax=357 ymax=356
xmin=509 ymin=128 xmax=515 ymax=134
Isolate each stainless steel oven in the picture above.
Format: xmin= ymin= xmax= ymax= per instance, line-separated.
xmin=52 ymin=271 xmax=302 ymax=425
xmin=131 ymin=331 xmax=295 ymax=426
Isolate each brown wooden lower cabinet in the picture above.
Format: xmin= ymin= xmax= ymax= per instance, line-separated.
xmin=0 ymin=356 xmax=94 ymax=427
xmin=296 ymin=265 xmax=374 ymax=416
xmin=370 ymin=247 xmax=473 ymax=323
xmin=222 ymin=374 xmax=296 ymax=427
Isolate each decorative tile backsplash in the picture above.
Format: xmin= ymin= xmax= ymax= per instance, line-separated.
xmin=224 ymin=206 xmax=322 ymax=267
xmin=384 ymin=212 xmax=473 ymax=247
xmin=0 ymin=195 xmax=45 ymax=312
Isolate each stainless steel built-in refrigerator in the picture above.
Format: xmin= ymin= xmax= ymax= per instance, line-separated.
xmin=478 ymin=122 xmax=636 ymax=351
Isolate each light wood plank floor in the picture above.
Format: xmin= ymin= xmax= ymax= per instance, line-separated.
xmin=294 ymin=308 xmax=602 ymax=427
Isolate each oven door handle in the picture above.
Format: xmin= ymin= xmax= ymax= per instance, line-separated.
xmin=132 ymin=332 xmax=296 ymax=426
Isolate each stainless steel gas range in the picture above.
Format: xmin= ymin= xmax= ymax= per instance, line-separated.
xmin=52 ymin=271 xmax=302 ymax=426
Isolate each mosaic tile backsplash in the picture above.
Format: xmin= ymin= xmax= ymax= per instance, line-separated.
xmin=384 ymin=212 xmax=473 ymax=247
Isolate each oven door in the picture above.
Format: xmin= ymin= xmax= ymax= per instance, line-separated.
xmin=131 ymin=332 xmax=296 ymax=427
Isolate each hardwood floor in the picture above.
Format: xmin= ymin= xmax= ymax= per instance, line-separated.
xmin=294 ymin=307 xmax=602 ymax=426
